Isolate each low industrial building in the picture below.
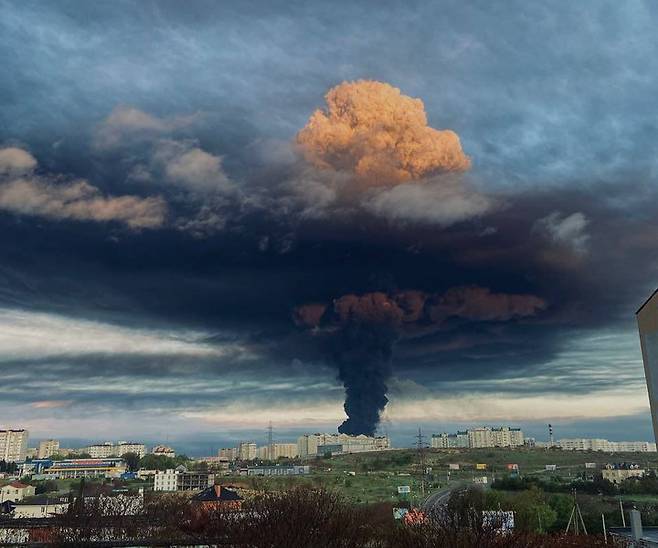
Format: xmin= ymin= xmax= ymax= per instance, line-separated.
xmin=602 ymin=464 xmax=645 ymax=484
xmin=11 ymin=495 xmax=70 ymax=518
xmin=43 ymin=458 xmax=126 ymax=479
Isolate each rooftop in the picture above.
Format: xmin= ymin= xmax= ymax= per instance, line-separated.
xmin=192 ymin=485 xmax=242 ymax=502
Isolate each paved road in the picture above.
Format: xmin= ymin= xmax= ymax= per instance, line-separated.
xmin=421 ymin=483 xmax=465 ymax=511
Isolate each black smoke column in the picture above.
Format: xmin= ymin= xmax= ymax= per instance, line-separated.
xmin=335 ymin=324 xmax=396 ymax=436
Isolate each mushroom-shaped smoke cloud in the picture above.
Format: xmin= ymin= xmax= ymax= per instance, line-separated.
xmin=296 ymin=80 xmax=471 ymax=186
xmin=295 ymin=287 xmax=546 ymax=436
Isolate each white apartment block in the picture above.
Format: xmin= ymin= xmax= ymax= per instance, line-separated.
xmin=38 ymin=439 xmax=60 ymax=459
xmin=297 ymin=433 xmax=390 ymax=458
xmin=558 ymin=438 xmax=657 ymax=452
xmin=237 ymin=442 xmax=257 ymax=461
xmin=0 ymin=429 xmax=29 ymax=462
xmin=153 ymin=468 xmax=215 ymax=492
xmin=431 ymin=432 xmax=469 ymax=449
xmin=432 ymin=426 xmax=524 ymax=449
xmin=257 ymin=443 xmax=298 ymax=460
xmin=468 ymin=427 xmax=493 ymax=448
xmin=86 ymin=442 xmax=146 ymax=458
xmin=491 ymin=427 xmax=524 ymax=448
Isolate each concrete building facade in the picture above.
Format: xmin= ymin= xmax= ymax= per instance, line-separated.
xmin=432 ymin=427 xmax=524 ymax=449
xmin=38 ymin=439 xmax=60 ymax=459
xmin=637 ymin=289 xmax=658 ymax=445
xmin=153 ymin=468 xmax=215 ymax=492
xmin=558 ymin=438 xmax=656 ymax=452
xmin=0 ymin=481 xmax=35 ymax=503
xmin=85 ymin=442 xmax=146 ymax=458
xmin=237 ymin=442 xmax=257 ymax=461
xmin=0 ymin=429 xmax=29 ymax=462
xmin=297 ymin=433 xmax=390 ymax=458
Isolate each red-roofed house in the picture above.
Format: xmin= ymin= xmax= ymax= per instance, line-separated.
xmin=0 ymin=481 xmax=36 ymax=502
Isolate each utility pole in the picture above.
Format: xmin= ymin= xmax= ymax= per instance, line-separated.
xmin=565 ymin=489 xmax=587 ymax=535
xmin=416 ymin=427 xmax=427 ymax=498
xmin=619 ymin=497 xmax=626 ymax=527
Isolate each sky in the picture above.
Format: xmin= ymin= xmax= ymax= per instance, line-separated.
xmin=1 ymin=0 xmax=658 ymax=453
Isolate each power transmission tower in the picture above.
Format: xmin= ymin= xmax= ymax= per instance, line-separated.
xmin=267 ymin=422 xmax=274 ymax=461
xmin=565 ymin=489 xmax=587 ymax=535
xmin=416 ymin=427 xmax=427 ymax=498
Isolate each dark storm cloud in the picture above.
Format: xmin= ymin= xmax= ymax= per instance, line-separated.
xmin=1 ymin=0 xmax=657 ymax=435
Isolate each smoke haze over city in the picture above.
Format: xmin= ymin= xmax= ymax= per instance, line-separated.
xmin=1 ymin=0 xmax=658 ymax=448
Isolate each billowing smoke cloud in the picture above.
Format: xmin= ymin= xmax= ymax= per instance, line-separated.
xmin=0 ymin=148 xmax=167 ymax=229
xmin=0 ymin=147 xmax=37 ymax=175
xmin=296 ymin=80 xmax=471 ymax=186
xmin=295 ymin=287 xmax=546 ymax=434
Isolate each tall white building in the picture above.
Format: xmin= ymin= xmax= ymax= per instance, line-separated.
xmin=0 ymin=429 xmax=29 ymax=462
xmin=218 ymin=447 xmax=238 ymax=461
xmin=431 ymin=432 xmax=469 ymax=449
xmin=468 ymin=427 xmax=494 ymax=448
xmin=491 ymin=427 xmax=524 ymax=448
xmin=38 ymin=439 xmax=60 ymax=459
xmin=237 ymin=442 xmax=257 ymax=461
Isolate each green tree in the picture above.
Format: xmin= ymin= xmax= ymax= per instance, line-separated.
xmin=121 ymin=452 xmax=140 ymax=472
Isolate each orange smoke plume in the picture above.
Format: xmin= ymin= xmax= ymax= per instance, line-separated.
xmin=296 ymin=80 xmax=470 ymax=185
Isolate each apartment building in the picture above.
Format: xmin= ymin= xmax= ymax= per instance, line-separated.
xmin=85 ymin=442 xmax=146 ymax=458
xmin=297 ymin=433 xmax=390 ymax=458
xmin=38 ymin=439 xmax=60 ymax=459
xmin=432 ymin=426 xmax=524 ymax=449
xmin=558 ymin=438 xmax=657 ymax=452
xmin=237 ymin=442 xmax=257 ymax=461
xmin=256 ymin=443 xmax=298 ymax=460
xmin=153 ymin=467 xmax=215 ymax=492
xmin=431 ymin=432 xmax=468 ymax=449
xmin=0 ymin=429 xmax=29 ymax=462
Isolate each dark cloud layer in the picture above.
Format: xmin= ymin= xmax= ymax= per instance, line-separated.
xmin=0 ymin=0 xmax=656 ymax=437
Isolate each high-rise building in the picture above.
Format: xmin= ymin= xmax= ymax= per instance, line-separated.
xmin=0 ymin=429 xmax=29 ymax=462
xmin=38 ymin=439 xmax=60 ymax=459
xmin=218 ymin=447 xmax=238 ymax=461
xmin=237 ymin=442 xmax=257 ymax=461
xmin=637 ymin=289 xmax=658 ymax=445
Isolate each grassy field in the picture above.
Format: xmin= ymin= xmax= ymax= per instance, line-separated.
xmin=212 ymin=446 xmax=658 ymax=505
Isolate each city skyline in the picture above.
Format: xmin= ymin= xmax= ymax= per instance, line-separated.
xmin=2 ymin=1 xmax=658 ymax=442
